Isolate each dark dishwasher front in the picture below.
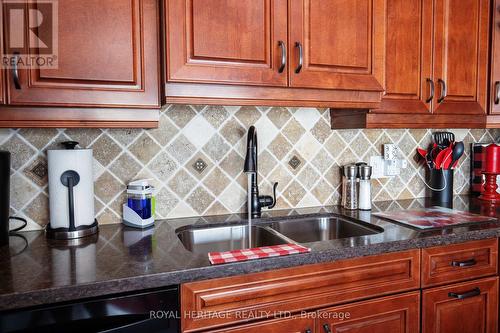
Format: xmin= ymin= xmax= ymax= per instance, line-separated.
xmin=0 ymin=287 xmax=179 ymax=333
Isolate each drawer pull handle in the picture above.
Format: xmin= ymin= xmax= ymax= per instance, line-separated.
xmin=305 ymin=329 xmax=311 ymax=333
xmin=295 ymin=42 xmax=303 ymax=74
xmin=437 ymin=78 xmax=447 ymax=103
xmin=426 ymin=78 xmax=435 ymax=103
xmin=451 ymin=258 xmax=477 ymax=267
xmin=12 ymin=52 xmax=21 ymax=90
xmin=278 ymin=41 xmax=286 ymax=73
xmin=323 ymin=324 xmax=332 ymax=333
xmin=448 ymin=287 xmax=481 ymax=300
xmin=495 ymin=81 xmax=500 ymax=104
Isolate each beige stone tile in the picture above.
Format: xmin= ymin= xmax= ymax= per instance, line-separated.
xmin=64 ymin=128 xmax=103 ymax=148
xmin=24 ymin=193 xmax=49 ymax=227
xmin=201 ymin=106 xmax=229 ymax=129
xmin=10 ymin=174 xmax=38 ymax=210
xmin=269 ymin=167 xmax=293 ymax=196
xmin=186 ymin=152 xmax=214 ymax=180
xmin=148 ymin=151 xmax=178 ymax=182
xmin=219 ymin=150 xmax=244 ymax=178
xmin=311 ymin=118 xmax=332 ymax=144
xmin=259 ymin=150 xmax=278 ymax=177
xmin=218 ymin=182 xmax=246 ymax=212
xmin=148 ymin=115 xmax=179 ymax=146
xmin=324 ymin=132 xmax=346 ymax=159
xmin=90 ymin=134 xmax=122 ymax=167
xmin=285 ymin=150 xmax=305 ymax=174
xmin=203 ymin=167 xmax=230 ymax=196
xmin=97 ymin=208 xmax=121 ymax=225
xmin=268 ymin=134 xmax=292 ymax=161
xmin=220 ymin=118 xmax=246 ymax=145
xmin=155 ymin=187 xmax=179 ymax=218
xmin=107 ymin=128 xmax=142 ymax=147
xmin=129 ymin=133 xmax=161 ymax=165
xmin=267 ymin=107 xmax=291 ymax=129
xmin=282 ymin=118 xmax=305 ymax=143
xmin=168 ymin=169 xmax=198 ymax=199
xmin=1 ymin=135 xmax=36 ymax=170
xmin=19 ymin=128 xmax=58 ymax=150
xmin=95 ymin=171 xmax=123 ymax=204
xmin=166 ymin=134 xmax=196 ymax=164
xmin=312 ymin=148 xmax=334 ymax=174
xmin=282 ymin=181 xmax=306 ymax=206
xmin=165 ymin=104 xmax=197 ymax=128
xmin=234 ymin=106 xmax=262 ymax=128
xmin=297 ymin=164 xmax=320 ymax=189
xmin=350 ymin=133 xmax=372 ymax=160
xmin=312 ymin=179 xmax=334 ymax=204
xmin=205 ymin=201 xmax=230 ymax=216
xmin=186 ymin=187 xmax=215 ymax=214
xmin=109 ymin=153 xmax=141 ymax=184
xmin=203 ymin=134 xmax=230 ymax=163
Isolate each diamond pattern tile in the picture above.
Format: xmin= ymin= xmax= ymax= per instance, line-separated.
xmin=5 ymin=104 xmax=496 ymax=230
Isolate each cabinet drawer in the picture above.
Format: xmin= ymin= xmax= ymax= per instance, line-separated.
xmin=422 ymin=276 xmax=498 ymax=333
xmin=421 ymin=238 xmax=498 ymax=288
xmin=181 ymin=250 xmax=420 ymax=332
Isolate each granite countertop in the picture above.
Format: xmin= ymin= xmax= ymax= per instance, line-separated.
xmin=1 ymin=195 xmax=500 ymax=311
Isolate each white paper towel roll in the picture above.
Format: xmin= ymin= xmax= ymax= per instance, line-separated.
xmin=48 ymin=149 xmax=95 ymax=229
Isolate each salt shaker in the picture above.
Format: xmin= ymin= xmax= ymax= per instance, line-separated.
xmin=343 ymin=165 xmax=358 ymax=210
xmin=358 ymin=165 xmax=372 ymax=210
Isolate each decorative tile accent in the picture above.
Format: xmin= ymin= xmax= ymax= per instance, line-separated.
xmin=3 ymin=105 xmax=497 ymax=230
xmin=192 ymin=158 xmax=208 ymax=174
xmin=23 ymin=157 xmax=48 ymax=187
xmin=288 ymin=155 xmax=302 ymax=170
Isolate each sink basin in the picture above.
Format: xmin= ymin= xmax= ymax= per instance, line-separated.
xmin=269 ymin=216 xmax=383 ymax=243
xmin=177 ymin=225 xmax=290 ymax=254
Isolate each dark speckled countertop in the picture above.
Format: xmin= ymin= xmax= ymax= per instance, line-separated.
xmin=1 ymin=195 xmax=500 ymax=311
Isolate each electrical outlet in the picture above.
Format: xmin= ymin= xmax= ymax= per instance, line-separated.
xmin=385 ymin=159 xmax=400 ymax=176
xmin=370 ymin=155 xmax=386 ymax=179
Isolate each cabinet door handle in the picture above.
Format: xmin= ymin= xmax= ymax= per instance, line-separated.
xmin=451 ymin=258 xmax=477 ymax=267
xmin=295 ymin=42 xmax=303 ymax=73
xmin=12 ymin=52 xmax=21 ymax=90
xmin=448 ymin=287 xmax=481 ymax=300
xmin=323 ymin=324 xmax=332 ymax=333
xmin=426 ymin=78 xmax=435 ymax=103
xmin=438 ymin=78 xmax=447 ymax=103
xmin=495 ymin=81 xmax=500 ymax=104
xmin=278 ymin=41 xmax=286 ymax=73
xmin=305 ymin=329 xmax=312 ymax=333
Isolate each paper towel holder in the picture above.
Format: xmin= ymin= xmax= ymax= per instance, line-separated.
xmin=46 ymin=141 xmax=98 ymax=240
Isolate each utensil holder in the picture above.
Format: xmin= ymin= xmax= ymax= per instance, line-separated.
xmin=429 ymin=169 xmax=454 ymax=203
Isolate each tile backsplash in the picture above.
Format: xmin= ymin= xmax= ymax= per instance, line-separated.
xmin=2 ymin=105 xmax=498 ymax=230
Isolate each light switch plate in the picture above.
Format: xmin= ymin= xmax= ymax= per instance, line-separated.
xmin=384 ymin=144 xmax=398 ymax=160
xmin=370 ymin=155 xmax=386 ymax=179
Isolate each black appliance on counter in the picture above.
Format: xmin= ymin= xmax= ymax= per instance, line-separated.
xmin=0 ymin=151 xmax=10 ymax=247
xmin=0 ymin=287 xmax=179 ymax=333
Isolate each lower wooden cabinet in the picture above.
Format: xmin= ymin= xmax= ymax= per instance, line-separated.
xmin=318 ymin=292 xmax=420 ymax=333
xmin=422 ymin=276 xmax=499 ymax=333
xmin=206 ymin=317 xmax=315 ymax=333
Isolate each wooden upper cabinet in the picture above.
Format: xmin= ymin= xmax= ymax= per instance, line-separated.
xmin=377 ymin=0 xmax=433 ymax=114
xmin=0 ymin=2 xmax=4 ymax=105
xmin=4 ymin=0 xmax=160 ymax=108
xmin=489 ymin=0 xmax=500 ymax=115
xmin=166 ymin=0 xmax=288 ymax=87
xmin=432 ymin=0 xmax=489 ymax=115
xmin=288 ymin=0 xmax=385 ymax=91
xmin=422 ymin=277 xmax=498 ymax=333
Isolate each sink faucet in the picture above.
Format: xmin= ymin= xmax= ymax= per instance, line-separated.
xmin=244 ymin=126 xmax=278 ymax=218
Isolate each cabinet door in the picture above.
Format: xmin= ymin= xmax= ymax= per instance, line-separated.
xmin=318 ymin=292 xmax=420 ymax=333
xmin=422 ymin=276 xmax=498 ymax=333
xmin=288 ymin=0 xmax=385 ymax=91
xmin=0 ymin=1 xmax=4 ymax=105
xmin=166 ymin=0 xmax=288 ymax=87
xmin=432 ymin=0 xmax=489 ymax=115
xmin=207 ymin=317 xmax=315 ymax=333
xmin=490 ymin=0 xmax=500 ymax=115
xmin=4 ymin=0 xmax=160 ymax=108
xmin=377 ymin=0 xmax=433 ymax=114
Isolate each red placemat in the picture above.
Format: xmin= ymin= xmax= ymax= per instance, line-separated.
xmin=208 ymin=243 xmax=311 ymax=265
xmin=374 ymin=207 xmax=497 ymax=230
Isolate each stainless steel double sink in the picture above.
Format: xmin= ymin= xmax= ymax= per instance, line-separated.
xmin=177 ymin=215 xmax=384 ymax=254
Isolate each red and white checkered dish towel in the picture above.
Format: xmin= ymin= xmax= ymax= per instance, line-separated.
xmin=208 ymin=244 xmax=311 ymax=265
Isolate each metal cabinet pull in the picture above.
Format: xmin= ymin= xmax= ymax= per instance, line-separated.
xmin=495 ymin=81 xmax=500 ymax=104
xmin=451 ymin=258 xmax=477 ymax=267
xmin=448 ymin=287 xmax=481 ymax=300
xmin=426 ymin=78 xmax=435 ymax=103
xmin=12 ymin=52 xmax=21 ymax=90
xmin=438 ymin=78 xmax=447 ymax=103
xmin=295 ymin=42 xmax=303 ymax=73
xmin=278 ymin=41 xmax=286 ymax=73
xmin=323 ymin=324 xmax=332 ymax=333
xmin=305 ymin=329 xmax=312 ymax=333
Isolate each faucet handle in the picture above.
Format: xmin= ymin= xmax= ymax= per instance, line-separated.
xmin=259 ymin=182 xmax=278 ymax=209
